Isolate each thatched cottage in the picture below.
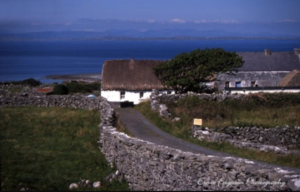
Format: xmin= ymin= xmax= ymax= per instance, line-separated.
xmin=217 ymin=48 xmax=300 ymax=93
xmin=101 ymin=58 xmax=173 ymax=105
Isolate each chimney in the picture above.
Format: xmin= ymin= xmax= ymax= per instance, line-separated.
xmin=129 ymin=57 xmax=135 ymax=69
xmin=264 ymin=49 xmax=271 ymax=56
xmin=129 ymin=57 xmax=134 ymax=64
xmin=294 ymin=48 xmax=300 ymax=55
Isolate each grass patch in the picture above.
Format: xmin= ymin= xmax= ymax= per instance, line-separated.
xmin=7 ymin=87 xmax=25 ymax=93
xmin=134 ymin=100 xmax=300 ymax=169
xmin=0 ymin=107 xmax=130 ymax=191
xmin=166 ymin=94 xmax=300 ymax=128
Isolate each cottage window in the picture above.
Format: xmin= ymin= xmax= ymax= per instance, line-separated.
xmin=140 ymin=92 xmax=144 ymax=98
xmin=120 ymin=91 xmax=125 ymax=99
xmin=225 ymin=81 xmax=230 ymax=88
xmin=236 ymin=81 xmax=241 ymax=87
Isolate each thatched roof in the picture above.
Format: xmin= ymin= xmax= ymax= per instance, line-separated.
xmin=278 ymin=69 xmax=300 ymax=87
xmin=101 ymin=59 xmax=166 ymax=91
xmin=237 ymin=51 xmax=300 ymax=71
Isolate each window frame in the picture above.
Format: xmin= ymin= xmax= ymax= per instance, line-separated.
xmin=120 ymin=91 xmax=125 ymax=100
xmin=225 ymin=81 xmax=230 ymax=88
xmin=235 ymin=81 xmax=241 ymax=87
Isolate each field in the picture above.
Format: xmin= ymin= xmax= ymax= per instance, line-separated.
xmin=0 ymin=107 xmax=129 ymax=191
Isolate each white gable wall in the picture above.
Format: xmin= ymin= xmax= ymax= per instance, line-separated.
xmin=101 ymin=90 xmax=173 ymax=105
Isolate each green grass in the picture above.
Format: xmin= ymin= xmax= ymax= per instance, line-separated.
xmin=134 ymin=100 xmax=300 ymax=169
xmin=0 ymin=107 xmax=130 ymax=191
xmin=166 ymin=94 xmax=300 ymax=128
xmin=7 ymin=87 xmax=24 ymax=93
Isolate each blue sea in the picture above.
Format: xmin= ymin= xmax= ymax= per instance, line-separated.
xmin=0 ymin=39 xmax=300 ymax=84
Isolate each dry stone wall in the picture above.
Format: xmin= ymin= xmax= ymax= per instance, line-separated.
xmin=192 ymin=126 xmax=300 ymax=156
xmin=2 ymin=85 xmax=300 ymax=190
xmin=151 ymin=90 xmax=300 ymax=155
xmin=0 ymin=86 xmax=100 ymax=110
xmin=99 ymin=96 xmax=300 ymax=191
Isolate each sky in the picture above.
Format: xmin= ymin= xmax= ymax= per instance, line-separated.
xmin=0 ymin=0 xmax=300 ymax=36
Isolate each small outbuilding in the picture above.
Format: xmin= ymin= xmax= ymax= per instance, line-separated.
xmin=101 ymin=58 xmax=173 ymax=105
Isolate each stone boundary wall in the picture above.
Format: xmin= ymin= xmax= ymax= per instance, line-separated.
xmin=2 ymin=86 xmax=300 ymax=190
xmin=192 ymin=126 xmax=300 ymax=156
xmin=150 ymin=90 xmax=300 ymax=155
xmin=0 ymin=87 xmax=100 ymax=110
xmin=150 ymin=90 xmax=245 ymax=119
xmin=99 ymin=97 xmax=300 ymax=191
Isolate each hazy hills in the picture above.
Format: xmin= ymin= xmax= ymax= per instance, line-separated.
xmin=1 ymin=29 xmax=299 ymax=41
xmin=1 ymin=18 xmax=300 ymax=40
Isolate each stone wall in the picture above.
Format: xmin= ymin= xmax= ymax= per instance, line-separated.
xmin=192 ymin=126 xmax=300 ymax=156
xmin=150 ymin=90 xmax=300 ymax=154
xmin=0 ymin=86 xmax=100 ymax=110
xmin=2 ymin=85 xmax=300 ymax=190
xmin=149 ymin=90 xmax=245 ymax=119
xmin=99 ymin=96 xmax=300 ymax=191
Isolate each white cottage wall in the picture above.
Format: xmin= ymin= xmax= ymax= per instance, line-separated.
xmin=101 ymin=90 xmax=152 ymax=104
xmin=101 ymin=90 xmax=174 ymax=105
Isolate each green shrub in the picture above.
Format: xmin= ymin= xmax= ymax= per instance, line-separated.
xmin=65 ymin=81 xmax=100 ymax=94
xmin=0 ymin=78 xmax=41 ymax=87
xmin=52 ymin=84 xmax=68 ymax=95
xmin=21 ymin=78 xmax=42 ymax=86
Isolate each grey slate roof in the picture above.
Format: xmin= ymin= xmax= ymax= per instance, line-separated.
xmin=237 ymin=51 xmax=300 ymax=71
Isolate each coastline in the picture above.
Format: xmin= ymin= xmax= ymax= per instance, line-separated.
xmin=45 ymin=73 xmax=101 ymax=83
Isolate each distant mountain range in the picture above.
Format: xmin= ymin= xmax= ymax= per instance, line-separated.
xmin=1 ymin=29 xmax=299 ymax=41
xmin=1 ymin=18 xmax=300 ymax=40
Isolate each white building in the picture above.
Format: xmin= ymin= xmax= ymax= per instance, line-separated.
xmin=101 ymin=58 xmax=173 ymax=105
